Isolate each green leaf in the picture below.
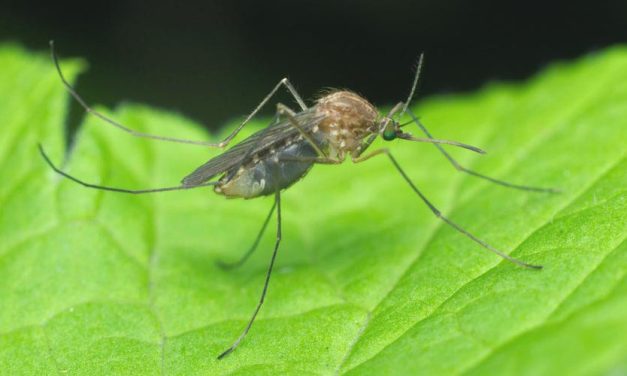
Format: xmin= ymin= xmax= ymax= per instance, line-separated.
xmin=0 ymin=43 xmax=625 ymax=375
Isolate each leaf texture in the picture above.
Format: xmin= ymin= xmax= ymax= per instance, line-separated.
xmin=0 ymin=44 xmax=625 ymax=375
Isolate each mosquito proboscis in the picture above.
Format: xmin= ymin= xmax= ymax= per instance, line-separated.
xmin=40 ymin=41 xmax=558 ymax=359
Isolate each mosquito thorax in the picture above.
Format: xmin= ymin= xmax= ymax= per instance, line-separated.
xmin=314 ymin=91 xmax=378 ymax=155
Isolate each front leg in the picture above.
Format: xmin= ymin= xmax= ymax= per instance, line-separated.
xmin=404 ymin=108 xmax=559 ymax=193
xmin=352 ymin=147 xmax=542 ymax=269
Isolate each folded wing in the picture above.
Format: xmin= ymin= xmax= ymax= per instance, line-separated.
xmin=181 ymin=109 xmax=325 ymax=187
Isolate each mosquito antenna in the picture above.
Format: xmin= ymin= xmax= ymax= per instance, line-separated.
xmin=397 ymin=133 xmax=486 ymax=154
xmin=400 ymin=53 xmax=425 ymax=117
xmin=39 ymin=144 xmax=217 ymax=194
xmin=49 ymin=40 xmax=221 ymax=147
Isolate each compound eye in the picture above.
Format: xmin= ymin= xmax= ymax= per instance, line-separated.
xmin=382 ymin=128 xmax=397 ymax=141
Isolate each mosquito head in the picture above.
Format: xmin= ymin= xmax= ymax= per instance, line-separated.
xmin=381 ymin=119 xmax=400 ymax=141
xmin=377 ymin=101 xmax=409 ymax=142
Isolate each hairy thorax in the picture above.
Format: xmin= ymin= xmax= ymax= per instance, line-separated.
xmin=314 ymin=91 xmax=379 ymax=158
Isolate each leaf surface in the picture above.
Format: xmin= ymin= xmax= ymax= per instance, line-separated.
xmin=0 ymin=44 xmax=625 ymax=375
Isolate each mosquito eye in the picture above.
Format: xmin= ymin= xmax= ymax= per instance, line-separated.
xmin=382 ymin=129 xmax=397 ymax=141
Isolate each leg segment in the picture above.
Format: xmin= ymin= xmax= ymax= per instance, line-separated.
xmin=216 ymin=201 xmax=277 ymax=269
xmin=51 ymin=41 xmax=306 ymax=148
xmin=276 ymin=103 xmax=328 ymax=158
xmin=217 ymin=191 xmax=283 ymax=359
xmin=278 ymin=155 xmax=342 ymax=164
xmin=39 ymin=144 xmax=216 ymax=194
xmin=353 ymin=148 xmax=542 ymax=269
xmin=223 ymin=101 xmax=328 ymax=181
xmin=405 ymin=108 xmax=559 ymax=193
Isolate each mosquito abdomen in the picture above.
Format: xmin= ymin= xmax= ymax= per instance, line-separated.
xmin=216 ymin=140 xmax=317 ymax=198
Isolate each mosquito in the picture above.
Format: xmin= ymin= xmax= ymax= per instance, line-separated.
xmin=39 ymin=41 xmax=557 ymax=359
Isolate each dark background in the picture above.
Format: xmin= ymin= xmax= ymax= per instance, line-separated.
xmin=2 ymin=1 xmax=626 ymax=132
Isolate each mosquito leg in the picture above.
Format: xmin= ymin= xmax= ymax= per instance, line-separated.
xmin=352 ymin=101 xmax=407 ymax=159
xmin=278 ymin=155 xmax=342 ymax=164
xmin=404 ymin=108 xmax=559 ymax=193
xmin=353 ymin=133 xmax=379 ymax=159
xmin=217 ymin=191 xmax=283 ymax=359
xmin=353 ymin=148 xmax=543 ymax=269
xmin=220 ymin=100 xmax=318 ymax=183
xmin=216 ymin=78 xmax=308 ymax=148
xmin=50 ymin=40 xmax=307 ymax=148
xmin=276 ymin=103 xmax=328 ymax=158
xmin=279 ymin=78 xmax=308 ymax=111
xmin=39 ymin=144 xmax=216 ymax=194
xmin=216 ymin=201 xmax=277 ymax=270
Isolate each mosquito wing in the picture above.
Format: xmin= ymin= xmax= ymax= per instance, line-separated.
xmin=181 ymin=109 xmax=325 ymax=187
